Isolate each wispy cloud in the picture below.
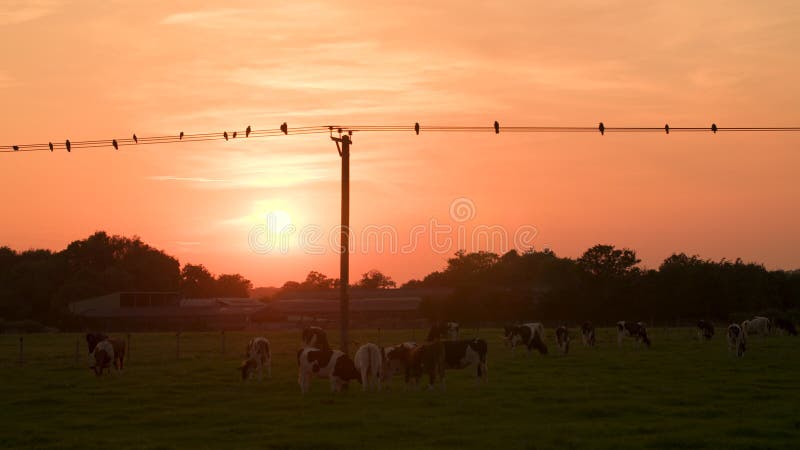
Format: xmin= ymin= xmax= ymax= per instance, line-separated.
xmin=0 ymin=0 xmax=57 ymax=25
xmin=160 ymin=8 xmax=250 ymax=27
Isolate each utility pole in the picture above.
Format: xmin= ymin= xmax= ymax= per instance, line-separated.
xmin=331 ymin=130 xmax=352 ymax=355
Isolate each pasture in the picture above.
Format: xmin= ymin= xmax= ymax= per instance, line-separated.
xmin=1 ymin=327 xmax=799 ymax=449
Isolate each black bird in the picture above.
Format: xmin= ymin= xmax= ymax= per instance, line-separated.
xmin=494 ymin=121 xmax=500 ymax=134
xmin=133 ymin=134 xmax=138 ymax=144
xmin=224 ymin=131 xmax=229 ymax=141
xmin=280 ymin=122 xmax=288 ymax=135
xmin=665 ymin=124 xmax=670 ymax=134
xmin=179 ymin=131 xmax=184 ymax=140
xmin=232 ymin=131 xmax=237 ymax=139
xmin=112 ymin=139 xmax=118 ymax=150
xmin=246 ymin=125 xmax=251 ymax=138
xmin=414 ymin=122 xmax=420 ymax=135
xmin=599 ymin=122 xmax=605 ymax=135
xmin=711 ymin=123 xmax=718 ymax=133
xmin=48 ymin=142 xmax=54 ymax=152
xmin=12 ymin=145 xmax=19 ymax=151
xmin=65 ymin=140 xmax=71 ymax=152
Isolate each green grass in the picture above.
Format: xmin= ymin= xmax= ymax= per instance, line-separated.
xmin=1 ymin=328 xmax=799 ymax=449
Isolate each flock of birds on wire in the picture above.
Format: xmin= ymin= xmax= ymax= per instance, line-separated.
xmin=4 ymin=121 xmax=800 ymax=154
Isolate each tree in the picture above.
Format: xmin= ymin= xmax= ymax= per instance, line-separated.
xmin=215 ymin=274 xmax=253 ymax=298
xmin=578 ymin=245 xmax=641 ymax=278
xmin=180 ymin=264 xmax=216 ymax=298
xmin=357 ymin=270 xmax=396 ymax=289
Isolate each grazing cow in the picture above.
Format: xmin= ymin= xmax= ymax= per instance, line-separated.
xmin=406 ymin=340 xmax=446 ymax=389
xmin=580 ymin=322 xmax=596 ymax=347
xmin=697 ymin=320 xmax=715 ymax=340
xmin=555 ymin=326 xmax=570 ymax=355
xmin=296 ymin=347 xmax=361 ymax=393
xmin=240 ymin=337 xmax=271 ymax=381
xmin=727 ymin=323 xmax=747 ymax=357
xmin=506 ymin=323 xmax=548 ymax=355
xmin=354 ymin=343 xmax=383 ymax=392
xmin=427 ymin=321 xmax=459 ymax=341
xmin=773 ymin=318 xmax=798 ymax=336
xmin=85 ymin=333 xmax=126 ymax=371
xmin=743 ymin=316 xmax=772 ymax=336
xmin=89 ymin=340 xmax=114 ymax=376
xmin=443 ymin=339 xmax=488 ymax=382
xmin=301 ymin=326 xmax=330 ymax=351
xmin=617 ymin=321 xmax=651 ymax=348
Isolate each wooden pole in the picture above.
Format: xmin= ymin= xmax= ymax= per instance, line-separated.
xmin=75 ymin=336 xmax=79 ymax=365
xmin=18 ymin=336 xmax=23 ymax=365
xmin=332 ymin=133 xmax=352 ymax=355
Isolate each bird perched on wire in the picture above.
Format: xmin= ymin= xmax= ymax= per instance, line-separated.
xmin=415 ymin=122 xmax=420 ymax=135
xmin=233 ymin=131 xmax=237 ymax=139
xmin=665 ymin=124 xmax=670 ymax=134
xmin=49 ymin=142 xmax=54 ymax=152
xmin=224 ymin=131 xmax=229 ymax=141
xmin=599 ymin=122 xmax=605 ymax=135
xmin=246 ymin=126 xmax=251 ymax=138
xmin=112 ymin=139 xmax=118 ymax=150
xmin=494 ymin=121 xmax=500 ymax=134
xmin=133 ymin=134 xmax=138 ymax=144
xmin=66 ymin=140 xmax=71 ymax=152
xmin=711 ymin=123 xmax=717 ymax=133
xmin=179 ymin=131 xmax=184 ymax=140
xmin=12 ymin=145 xmax=19 ymax=151
xmin=280 ymin=122 xmax=288 ymax=135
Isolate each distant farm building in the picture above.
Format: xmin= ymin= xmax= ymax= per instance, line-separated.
xmin=69 ymin=288 xmax=451 ymax=331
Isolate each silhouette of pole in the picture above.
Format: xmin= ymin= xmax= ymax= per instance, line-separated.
xmin=332 ymin=132 xmax=352 ymax=355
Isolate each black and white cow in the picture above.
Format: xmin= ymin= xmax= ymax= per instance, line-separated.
xmin=727 ymin=323 xmax=746 ymax=357
xmin=426 ymin=321 xmax=459 ymax=341
xmin=86 ymin=332 xmax=126 ymax=371
xmin=354 ymin=343 xmax=383 ymax=392
xmin=443 ymin=339 xmax=488 ymax=383
xmin=505 ymin=323 xmax=548 ymax=355
xmin=616 ymin=321 xmax=651 ymax=348
xmin=555 ymin=326 xmax=570 ymax=355
xmin=240 ymin=337 xmax=271 ymax=381
xmin=773 ymin=318 xmax=798 ymax=336
xmin=297 ymin=347 xmax=361 ymax=393
xmin=697 ymin=320 xmax=715 ymax=340
xmin=580 ymin=322 xmax=596 ymax=347
xmin=89 ymin=339 xmax=114 ymax=376
xmin=301 ymin=326 xmax=330 ymax=351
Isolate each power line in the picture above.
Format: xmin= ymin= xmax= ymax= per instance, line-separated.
xmin=3 ymin=122 xmax=800 ymax=153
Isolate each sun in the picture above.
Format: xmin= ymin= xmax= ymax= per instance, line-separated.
xmin=265 ymin=209 xmax=294 ymax=233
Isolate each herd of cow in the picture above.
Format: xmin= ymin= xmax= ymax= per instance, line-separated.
xmin=85 ymin=316 xmax=798 ymax=392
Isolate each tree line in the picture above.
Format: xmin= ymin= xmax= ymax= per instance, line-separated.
xmin=405 ymin=246 xmax=800 ymax=324
xmin=0 ymin=231 xmax=252 ymax=327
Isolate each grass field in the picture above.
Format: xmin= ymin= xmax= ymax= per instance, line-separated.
xmin=1 ymin=327 xmax=799 ymax=449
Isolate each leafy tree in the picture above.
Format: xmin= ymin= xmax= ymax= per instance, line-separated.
xmin=180 ymin=264 xmax=216 ymax=298
xmin=215 ymin=274 xmax=253 ymax=298
xmin=357 ymin=270 xmax=396 ymax=289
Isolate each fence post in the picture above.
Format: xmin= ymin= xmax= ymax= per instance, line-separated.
xmin=176 ymin=332 xmax=181 ymax=360
xmin=221 ymin=331 xmax=226 ymax=356
xmin=19 ymin=336 xmax=23 ymax=365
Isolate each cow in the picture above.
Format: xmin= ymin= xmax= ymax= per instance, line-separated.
xmin=443 ymin=339 xmax=488 ymax=383
xmin=727 ymin=323 xmax=746 ymax=357
xmin=382 ymin=342 xmax=418 ymax=387
xmin=697 ymin=320 xmax=715 ymax=340
xmin=505 ymin=323 xmax=548 ymax=355
xmin=405 ymin=340 xmax=446 ymax=390
xmin=240 ymin=337 xmax=271 ymax=381
xmin=773 ymin=318 xmax=798 ymax=336
xmin=427 ymin=321 xmax=459 ymax=341
xmin=296 ymin=347 xmax=361 ymax=393
xmin=617 ymin=321 xmax=651 ymax=348
xmin=743 ymin=316 xmax=772 ymax=336
xmin=555 ymin=326 xmax=570 ymax=355
xmin=89 ymin=339 xmax=114 ymax=376
xmin=354 ymin=343 xmax=383 ymax=392
xmin=85 ymin=332 xmax=126 ymax=371
xmin=301 ymin=326 xmax=330 ymax=351
xmin=580 ymin=322 xmax=596 ymax=347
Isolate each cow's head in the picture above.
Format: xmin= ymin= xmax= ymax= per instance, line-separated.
xmin=240 ymin=358 xmax=258 ymax=380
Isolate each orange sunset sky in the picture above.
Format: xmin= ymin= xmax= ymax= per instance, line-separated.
xmin=1 ymin=1 xmax=799 ymax=287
